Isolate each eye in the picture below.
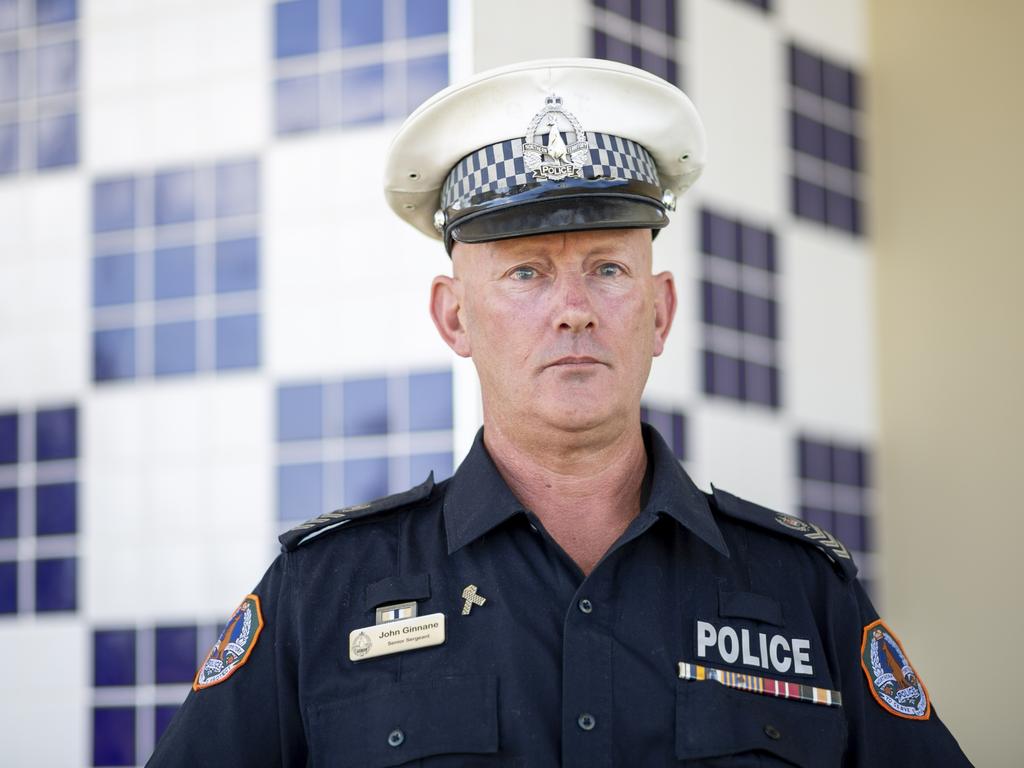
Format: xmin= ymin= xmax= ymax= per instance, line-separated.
xmin=509 ymin=266 xmax=538 ymax=280
xmin=596 ymin=262 xmax=624 ymax=277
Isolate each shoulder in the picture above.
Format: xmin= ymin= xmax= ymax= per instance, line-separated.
xmin=278 ymin=473 xmax=438 ymax=552
xmin=708 ymin=484 xmax=858 ymax=580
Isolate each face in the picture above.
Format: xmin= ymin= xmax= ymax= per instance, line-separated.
xmin=431 ymin=228 xmax=676 ymax=438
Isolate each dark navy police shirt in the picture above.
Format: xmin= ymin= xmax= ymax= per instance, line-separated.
xmin=149 ymin=425 xmax=971 ymax=767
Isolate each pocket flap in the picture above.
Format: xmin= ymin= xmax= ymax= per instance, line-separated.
xmin=308 ymin=675 xmax=498 ymax=767
xmin=676 ymin=679 xmax=844 ymax=766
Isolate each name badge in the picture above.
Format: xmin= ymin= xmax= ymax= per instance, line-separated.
xmin=349 ymin=613 xmax=446 ymax=661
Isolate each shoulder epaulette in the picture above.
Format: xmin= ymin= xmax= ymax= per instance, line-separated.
xmin=710 ymin=485 xmax=857 ymax=580
xmin=279 ymin=473 xmax=435 ymax=552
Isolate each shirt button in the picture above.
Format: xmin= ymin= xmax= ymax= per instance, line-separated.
xmin=578 ymin=598 xmax=593 ymax=614
xmin=763 ymin=724 xmax=781 ymax=741
xmin=577 ymin=713 xmax=596 ymax=731
xmin=387 ymin=728 xmax=405 ymax=747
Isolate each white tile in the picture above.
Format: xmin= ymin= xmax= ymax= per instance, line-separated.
xmin=779 ymin=0 xmax=866 ymax=63
xmin=687 ymin=402 xmax=794 ymax=512
xmin=782 ymin=226 xmax=875 ymax=438
xmin=0 ymin=622 xmax=86 ymax=767
xmin=689 ymin=0 xmax=786 ymax=220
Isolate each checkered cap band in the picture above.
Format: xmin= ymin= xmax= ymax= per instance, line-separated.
xmin=441 ymin=132 xmax=661 ymax=211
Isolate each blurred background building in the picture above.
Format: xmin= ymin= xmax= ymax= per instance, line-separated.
xmin=0 ymin=0 xmax=1018 ymax=765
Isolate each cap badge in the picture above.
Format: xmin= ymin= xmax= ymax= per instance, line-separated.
xmin=523 ymin=95 xmax=591 ymax=182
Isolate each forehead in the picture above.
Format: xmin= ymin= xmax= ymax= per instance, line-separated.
xmin=453 ymin=229 xmax=652 ymax=269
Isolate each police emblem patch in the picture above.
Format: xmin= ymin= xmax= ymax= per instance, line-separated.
xmin=194 ymin=594 xmax=264 ymax=691
xmin=860 ymin=619 xmax=931 ymax=720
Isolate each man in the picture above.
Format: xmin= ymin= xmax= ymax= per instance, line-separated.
xmin=150 ymin=59 xmax=970 ymax=766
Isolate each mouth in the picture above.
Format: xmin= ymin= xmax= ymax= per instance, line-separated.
xmin=545 ymin=356 xmax=606 ymax=368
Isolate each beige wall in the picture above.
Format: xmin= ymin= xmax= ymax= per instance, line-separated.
xmin=870 ymin=2 xmax=1024 ymax=764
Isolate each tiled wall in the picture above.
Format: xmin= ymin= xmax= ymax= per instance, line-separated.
xmin=0 ymin=1 xmax=874 ymax=764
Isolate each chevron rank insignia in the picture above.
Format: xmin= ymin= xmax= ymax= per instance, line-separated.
xmin=710 ymin=486 xmax=857 ymax=579
xmin=279 ymin=473 xmax=435 ymax=552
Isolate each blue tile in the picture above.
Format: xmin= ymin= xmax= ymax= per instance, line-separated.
xmin=215 ymin=314 xmax=260 ymax=370
xmin=215 ymin=159 xmax=259 ymax=218
xmin=92 ymin=706 xmax=135 ymax=766
xmin=789 ymin=45 xmax=822 ymax=94
xmin=0 ymin=561 xmax=15 ymax=613
xmin=277 ymin=384 xmax=323 ymax=441
xmin=409 ymin=371 xmax=452 ymax=431
xmin=93 ymin=253 xmax=135 ymax=307
xmin=154 ymin=321 xmax=197 ymax=377
xmin=0 ymin=412 xmax=16 ymax=464
xmin=704 ymin=351 xmax=742 ymax=401
xmin=277 ymin=462 xmax=322 ymax=520
xmin=93 ymin=629 xmax=136 ymax=686
xmin=35 ymin=40 xmax=77 ymax=97
xmin=35 ymin=481 xmax=76 ymax=535
xmin=791 ymin=112 xmax=824 ymax=159
xmin=35 ymin=112 xmax=77 ymax=168
xmin=0 ymin=0 xmax=17 ymax=31
xmin=0 ymin=121 xmax=17 ymax=174
xmin=93 ymin=177 xmax=136 ymax=233
xmin=35 ymin=406 xmax=76 ymax=461
xmin=155 ymin=625 xmax=197 ymax=683
xmin=410 ymin=451 xmax=453 ymax=485
xmin=154 ymin=168 xmax=195 ymax=226
xmin=826 ymin=189 xmax=860 ymax=234
xmin=275 ymin=75 xmax=319 ymax=134
xmin=742 ymin=294 xmax=777 ymax=339
xmin=0 ymin=50 xmax=18 ymax=102
xmin=154 ymin=704 xmax=179 ymax=744
xmin=740 ymin=225 xmax=775 ymax=271
xmin=701 ymin=209 xmax=739 ymax=260
xmin=799 ymin=439 xmax=832 ymax=482
xmin=343 ymin=377 xmax=388 ymax=436
xmin=343 ymin=456 xmax=388 ymax=506
xmin=153 ymin=245 xmax=196 ymax=300
xmin=340 ymin=0 xmax=383 ymax=47
xmin=405 ymin=0 xmax=447 ymax=37
xmin=35 ymin=0 xmax=76 ymax=25
xmin=215 ymin=237 xmax=260 ymax=293
xmin=94 ymin=328 xmax=136 ymax=381
xmin=405 ymin=53 xmax=448 ymax=114
xmin=274 ymin=0 xmax=318 ymax=58
xmin=824 ymin=125 xmax=857 ymax=170
xmin=743 ymin=361 xmax=779 ymax=408
xmin=822 ymin=59 xmax=855 ymax=108
xmin=833 ymin=510 xmax=867 ymax=552
xmin=35 ymin=556 xmax=76 ymax=612
xmin=703 ymin=281 xmax=741 ymax=331
xmin=339 ymin=64 xmax=385 ymax=125
xmin=0 ymin=487 xmax=16 ymax=538
xmin=792 ymin=177 xmax=827 ymax=224
xmin=832 ymin=445 xmax=865 ymax=487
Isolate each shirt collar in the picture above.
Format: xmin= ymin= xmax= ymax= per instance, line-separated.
xmin=443 ymin=424 xmax=730 ymax=558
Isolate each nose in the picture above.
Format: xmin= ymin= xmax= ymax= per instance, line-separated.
xmin=552 ymin=271 xmax=596 ymax=333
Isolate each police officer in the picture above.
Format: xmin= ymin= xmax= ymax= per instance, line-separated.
xmin=149 ymin=59 xmax=971 ymax=766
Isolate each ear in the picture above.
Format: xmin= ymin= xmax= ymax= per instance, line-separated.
xmin=651 ymin=271 xmax=677 ymax=357
xmin=430 ymin=275 xmax=472 ymax=357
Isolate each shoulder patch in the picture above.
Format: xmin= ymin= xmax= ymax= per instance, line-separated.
xmin=278 ymin=473 xmax=435 ymax=552
xmin=710 ymin=485 xmax=857 ymax=580
xmin=194 ymin=594 xmax=264 ymax=691
xmin=860 ymin=619 xmax=931 ymax=720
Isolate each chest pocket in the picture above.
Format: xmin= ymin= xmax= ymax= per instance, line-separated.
xmin=307 ymin=674 xmax=499 ymax=767
xmin=676 ymin=680 xmax=846 ymax=766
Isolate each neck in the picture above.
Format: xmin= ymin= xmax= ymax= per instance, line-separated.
xmin=482 ymin=418 xmax=648 ymax=576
